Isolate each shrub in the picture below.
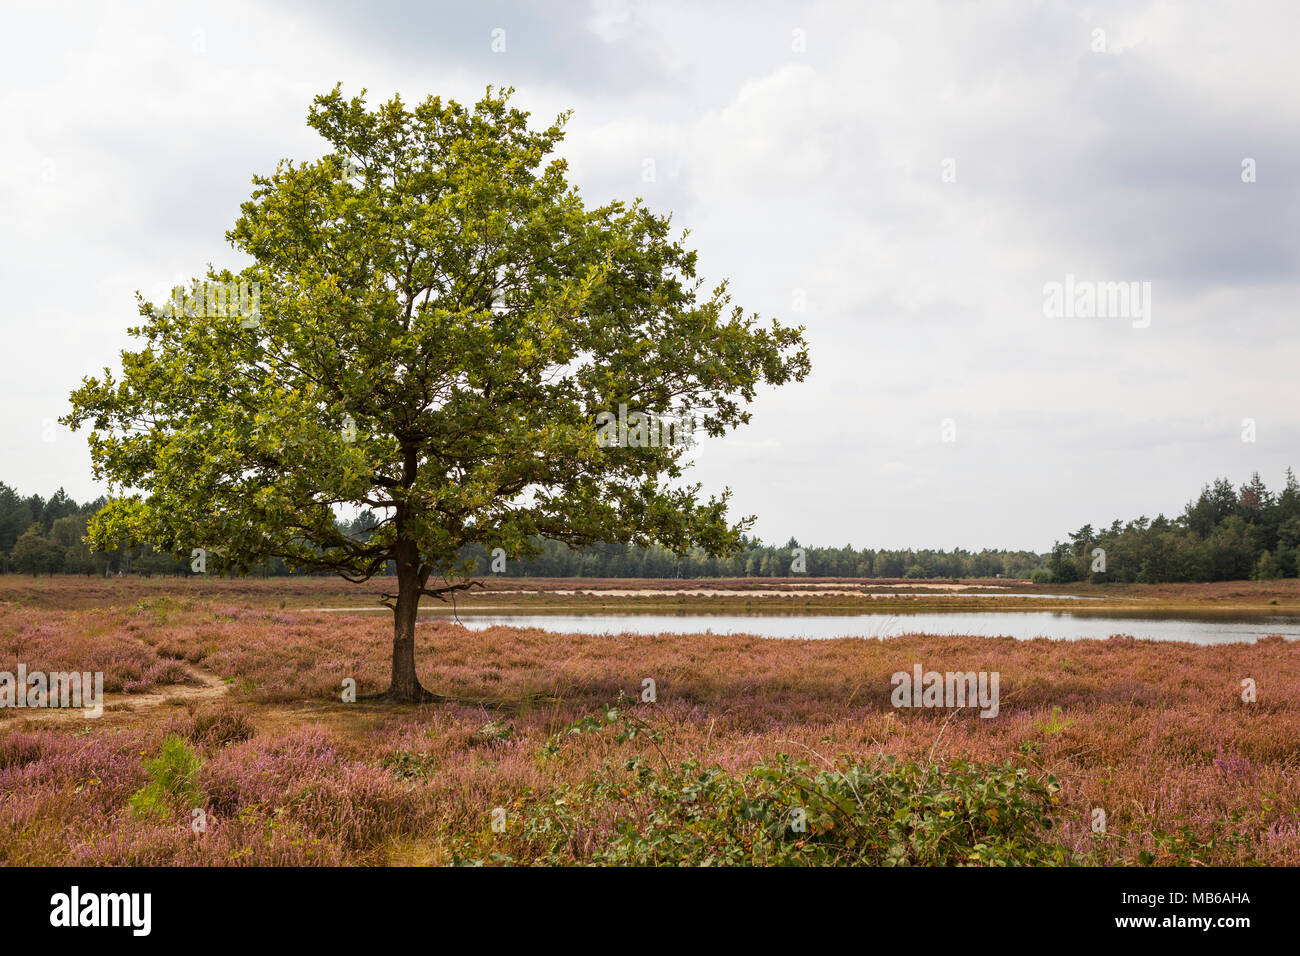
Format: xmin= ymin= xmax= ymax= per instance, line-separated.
xmin=458 ymin=754 xmax=1067 ymax=866
xmin=380 ymin=750 xmax=438 ymax=779
xmin=182 ymin=706 xmax=255 ymax=748
xmin=457 ymin=699 xmax=1068 ymax=866
xmin=128 ymin=736 xmax=205 ymax=821
xmin=470 ymin=720 xmax=516 ymax=746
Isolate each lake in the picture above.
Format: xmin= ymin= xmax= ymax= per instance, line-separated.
xmin=424 ymin=609 xmax=1300 ymax=644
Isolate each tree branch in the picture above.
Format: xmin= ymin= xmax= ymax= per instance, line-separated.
xmin=419 ymin=580 xmax=485 ymax=602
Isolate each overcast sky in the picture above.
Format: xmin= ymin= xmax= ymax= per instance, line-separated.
xmin=3 ymin=0 xmax=1297 ymax=552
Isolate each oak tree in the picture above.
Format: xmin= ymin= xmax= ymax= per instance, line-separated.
xmin=64 ymin=86 xmax=810 ymax=702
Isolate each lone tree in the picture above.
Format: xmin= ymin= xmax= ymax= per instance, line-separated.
xmin=64 ymin=86 xmax=810 ymax=702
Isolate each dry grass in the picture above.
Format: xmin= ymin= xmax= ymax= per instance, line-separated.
xmin=1 ymin=581 xmax=1298 ymax=865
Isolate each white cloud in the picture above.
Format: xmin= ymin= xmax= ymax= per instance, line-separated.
xmin=2 ymin=0 xmax=1297 ymax=551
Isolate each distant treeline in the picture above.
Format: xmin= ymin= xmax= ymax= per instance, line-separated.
xmin=1044 ymin=469 xmax=1300 ymax=583
xmin=0 ymin=484 xmax=317 ymax=577
xmin=457 ymin=539 xmax=1044 ymax=579
xmin=4 ymin=470 xmax=1299 ymax=582
xmin=0 ymin=481 xmax=1041 ymax=579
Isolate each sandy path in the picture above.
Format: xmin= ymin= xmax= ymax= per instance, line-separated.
xmin=106 ymin=665 xmax=230 ymax=711
xmin=0 ymin=661 xmax=230 ymax=726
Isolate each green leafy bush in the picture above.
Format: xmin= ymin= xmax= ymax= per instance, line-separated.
xmin=458 ymin=698 xmax=1068 ymax=866
xmin=128 ymin=735 xmax=205 ymax=821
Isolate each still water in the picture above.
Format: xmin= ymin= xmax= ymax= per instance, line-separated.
xmin=431 ymin=609 xmax=1300 ymax=644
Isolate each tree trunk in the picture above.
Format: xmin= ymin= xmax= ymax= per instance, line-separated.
xmin=384 ymin=537 xmax=434 ymax=703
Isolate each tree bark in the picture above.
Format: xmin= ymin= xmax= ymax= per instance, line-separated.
xmin=383 ymin=536 xmax=434 ymax=703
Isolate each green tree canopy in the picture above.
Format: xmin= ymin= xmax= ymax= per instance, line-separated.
xmin=11 ymin=526 xmax=61 ymax=577
xmin=64 ymin=85 xmax=810 ymax=701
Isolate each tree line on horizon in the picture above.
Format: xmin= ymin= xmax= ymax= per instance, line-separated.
xmin=1045 ymin=469 xmax=1300 ymax=583
xmin=2 ymin=470 xmax=1297 ymax=583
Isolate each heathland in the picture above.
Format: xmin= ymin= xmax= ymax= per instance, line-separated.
xmin=2 ymin=576 xmax=1297 ymax=865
